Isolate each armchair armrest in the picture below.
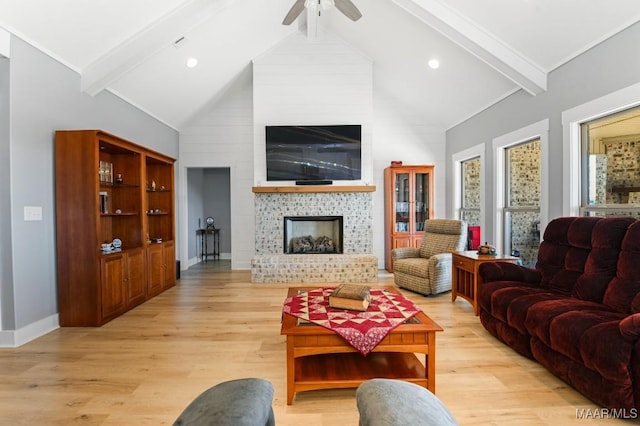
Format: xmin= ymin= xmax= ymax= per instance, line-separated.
xmin=478 ymin=262 xmax=541 ymax=285
xmin=620 ymin=313 xmax=640 ymax=343
xmin=392 ymin=247 xmax=420 ymax=261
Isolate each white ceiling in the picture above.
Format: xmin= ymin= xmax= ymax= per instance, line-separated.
xmin=1 ymin=0 xmax=639 ymax=131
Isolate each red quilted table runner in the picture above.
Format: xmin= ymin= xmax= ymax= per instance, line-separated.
xmin=282 ymin=287 xmax=421 ymax=356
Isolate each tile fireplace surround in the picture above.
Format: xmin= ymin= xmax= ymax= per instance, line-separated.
xmin=251 ymin=186 xmax=378 ymax=283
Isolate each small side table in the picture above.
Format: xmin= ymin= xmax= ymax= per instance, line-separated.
xmin=451 ymin=251 xmax=519 ymax=315
xmin=196 ymin=228 xmax=220 ymax=262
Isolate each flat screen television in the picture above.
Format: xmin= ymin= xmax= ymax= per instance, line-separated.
xmin=265 ymin=125 xmax=362 ymax=181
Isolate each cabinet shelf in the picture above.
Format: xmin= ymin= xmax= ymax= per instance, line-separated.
xmin=101 ymin=212 xmax=139 ymax=217
xmin=100 ymin=182 xmax=140 ymax=188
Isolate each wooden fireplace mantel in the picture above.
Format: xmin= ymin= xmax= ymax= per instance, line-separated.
xmin=252 ymin=185 xmax=376 ymax=194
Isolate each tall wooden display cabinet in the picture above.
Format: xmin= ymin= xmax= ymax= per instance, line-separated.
xmin=55 ymin=130 xmax=176 ymax=326
xmin=384 ymin=165 xmax=434 ymax=272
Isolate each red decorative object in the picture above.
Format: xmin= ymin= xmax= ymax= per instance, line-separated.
xmin=390 ymin=161 xmax=403 ymax=167
xmin=282 ymin=287 xmax=420 ymax=356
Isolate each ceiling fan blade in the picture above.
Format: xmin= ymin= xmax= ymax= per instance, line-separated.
xmin=334 ymin=0 xmax=362 ymax=21
xmin=282 ymin=0 xmax=307 ymax=25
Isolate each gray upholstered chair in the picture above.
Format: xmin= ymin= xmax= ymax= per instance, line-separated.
xmin=173 ymin=378 xmax=275 ymax=426
xmin=356 ymin=379 xmax=458 ymax=426
xmin=391 ymin=219 xmax=467 ymax=296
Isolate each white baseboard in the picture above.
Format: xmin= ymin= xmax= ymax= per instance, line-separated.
xmin=0 ymin=314 xmax=59 ymax=348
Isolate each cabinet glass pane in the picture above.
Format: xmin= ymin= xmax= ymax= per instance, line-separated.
xmin=414 ymin=173 xmax=430 ymax=231
xmin=394 ymin=173 xmax=410 ymax=232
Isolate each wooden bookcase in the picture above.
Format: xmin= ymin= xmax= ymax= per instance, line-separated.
xmin=55 ymin=130 xmax=176 ymax=326
xmin=384 ymin=165 xmax=434 ymax=272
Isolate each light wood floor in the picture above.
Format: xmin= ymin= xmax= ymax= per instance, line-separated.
xmin=0 ymin=263 xmax=627 ymax=425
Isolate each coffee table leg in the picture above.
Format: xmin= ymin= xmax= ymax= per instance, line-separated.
xmin=427 ymin=331 xmax=436 ymax=393
xmin=286 ymin=340 xmax=295 ymax=404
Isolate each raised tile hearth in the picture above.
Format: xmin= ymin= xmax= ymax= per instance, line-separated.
xmin=251 ymin=254 xmax=378 ymax=283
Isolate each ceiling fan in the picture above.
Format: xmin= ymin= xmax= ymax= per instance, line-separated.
xmin=282 ymin=0 xmax=362 ymax=25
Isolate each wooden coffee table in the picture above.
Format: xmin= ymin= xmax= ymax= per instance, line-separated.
xmin=280 ymin=286 xmax=443 ymax=404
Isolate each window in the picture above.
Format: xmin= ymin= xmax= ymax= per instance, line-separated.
xmin=452 ymin=143 xmax=485 ymax=245
xmin=460 ymin=157 xmax=481 ymax=226
xmin=503 ymin=139 xmax=541 ymax=267
xmin=493 ymin=119 xmax=548 ymax=263
xmin=580 ymin=106 xmax=640 ymax=218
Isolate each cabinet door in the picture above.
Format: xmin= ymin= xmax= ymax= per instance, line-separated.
xmin=163 ymin=241 xmax=176 ymax=289
xmin=101 ymin=254 xmax=126 ymax=320
xmin=393 ymin=237 xmax=412 ymax=249
xmin=127 ymin=248 xmax=146 ymax=307
xmin=393 ymin=172 xmax=410 ymax=233
xmin=414 ymin=171 xmax=431 ymax=232
xmin=147 ymin=244 xmax=164 ymax=297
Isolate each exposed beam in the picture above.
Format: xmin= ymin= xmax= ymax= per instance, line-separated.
xmin=392 ymin=0 xmax=547 ymax=95
xmin=81 ymin=0 xmax=237 ymax=96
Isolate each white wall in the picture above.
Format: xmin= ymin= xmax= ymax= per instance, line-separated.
xmin=445 ymin=21 xmax=640 ymax=242
xmin=179 ymin=67 xmax=255 ymax=269
xmin=253 ymin=31 xmax=374 ymax=185
xmin=2 ymin=35 xmax=178 ymax=346
xmin=179 ymin=29 xmax=448 ymax=269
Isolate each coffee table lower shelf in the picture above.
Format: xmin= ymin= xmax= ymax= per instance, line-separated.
xmin=293 ymin=352 xmax=427 ymax=399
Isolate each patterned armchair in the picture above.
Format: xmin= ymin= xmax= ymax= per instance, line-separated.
xmin=392 ymin=219 xmax=468 ymax=296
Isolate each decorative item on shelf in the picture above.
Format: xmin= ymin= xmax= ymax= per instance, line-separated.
xmin=206 ymin=216 xmax=215 ymax=229
xmin=99 ymin=191 xmax=108 ymax=214
xmin=112 ymin=238 xmax=122 ymax=250
xmin=390 ymin=160 xmax=403 ymax=167
xmin=115 ymin=173 xmax=123 ymax=184
xmin=101 ymin=242 xmax=113 ymax=252
xmin=478 ymin=242 xmax=496 ymax=255
xmin=150 ymin=237 xmax=163 ymax=243
xmin=151 ymin=180 xmax=156 ymax=191
xmin=115 ymin=208 xmax=122 ymax=214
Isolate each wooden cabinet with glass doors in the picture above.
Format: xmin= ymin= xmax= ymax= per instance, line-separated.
xmin=384 ymin=165 xmax=434 ymax=272
xmin=55 ymin=130 xmax=175 ymax=326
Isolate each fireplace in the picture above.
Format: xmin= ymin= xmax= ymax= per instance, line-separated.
xmin=284 ymin=216 xmax=343 ymax=254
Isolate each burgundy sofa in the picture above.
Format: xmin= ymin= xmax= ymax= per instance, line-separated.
xmin=478 ymin=216 xmax=640 ymax=411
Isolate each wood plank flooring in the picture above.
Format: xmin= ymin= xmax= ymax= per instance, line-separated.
xmin=0 ymin=263 xmax=627 ymax=425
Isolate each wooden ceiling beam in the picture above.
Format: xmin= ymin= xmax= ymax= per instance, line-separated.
xmin=392 ymin=0 xmax=547 ymax=95
xmin=81 ymin=0 xmax=238 ymax=96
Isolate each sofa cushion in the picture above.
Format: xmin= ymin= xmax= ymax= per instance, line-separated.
xmin=524 ymin=298 xmax=620 ymax=351
xmin=485 ymin=285 xmax=552 ymax=326
xmin=549 ymin=310 xmax=625 ymax=365
xmin=603 ymin=221 xmax=640 ymax=314
xmin=572 ymin=218 xmax=635 ymax=303
xmin=536 ymin=217 xmax=598 ymax=294
xmin=393 ymin=257 xmax=429 ymax=279
xmin=580 ymin=321 xmax=635 ymax=384
xmin=619 ymin=313 xmax=640 ymax=342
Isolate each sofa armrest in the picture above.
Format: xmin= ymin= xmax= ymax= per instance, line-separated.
xmin=478 ymin=261 xmax=541 ymax=285
xmin=620 ymin=313 xmax=640 ymax=343
xmin=391 ymin=247 xmax=420 ymax=261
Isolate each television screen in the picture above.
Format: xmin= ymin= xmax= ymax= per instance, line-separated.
xmin=265 ymin=125 xmax=361 ymax=181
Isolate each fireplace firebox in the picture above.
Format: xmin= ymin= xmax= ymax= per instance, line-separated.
xmin=284 ymin=216 xmax=343 ymax=254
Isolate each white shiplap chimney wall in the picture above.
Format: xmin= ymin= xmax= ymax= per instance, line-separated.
xmin=252 ymin=30 xmax=373 ymax=185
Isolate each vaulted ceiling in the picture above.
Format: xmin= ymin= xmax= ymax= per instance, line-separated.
xmin=1 ymin=0 xmax=639 ymax=131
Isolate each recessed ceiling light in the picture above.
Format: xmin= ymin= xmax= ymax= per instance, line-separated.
xmin=428 ymin=59 xmax=440 ymax=69
xmin=186 ymin=57 xmax=198 ymax=68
